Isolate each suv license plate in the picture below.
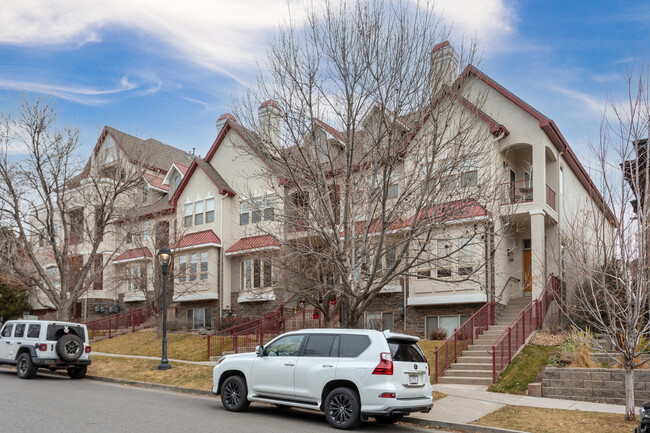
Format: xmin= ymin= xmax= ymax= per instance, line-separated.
xmin=409 ymin=375 xmax=418 ymax=385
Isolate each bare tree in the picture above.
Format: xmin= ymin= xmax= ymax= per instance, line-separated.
xmin=561 ymin=64 xmax=650 ymax=421
xmin=0 ymin=98 xmax=148 ymax=321
xmin=232 ymin=0 xmax=504 ymax=327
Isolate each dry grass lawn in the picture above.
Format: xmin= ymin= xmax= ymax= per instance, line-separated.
xmin=87 ymin=355 xmax=213 ymax=391
xmin=473 ymin=406 xmax=636 ymax=433
xmin=91 ymin=331 xmax=207 ymax=361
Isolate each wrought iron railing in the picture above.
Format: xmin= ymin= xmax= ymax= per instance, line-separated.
xmin=85 ymin=307 xmax=155 ymax=342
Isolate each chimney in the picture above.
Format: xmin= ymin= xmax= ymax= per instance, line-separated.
xmin=258 ymin=100 xmax=282 ymax=147
xmin=216 ymin=113 xmax=237 ymax=131
xmin=431 ymin=41 xmax=459 ymax=92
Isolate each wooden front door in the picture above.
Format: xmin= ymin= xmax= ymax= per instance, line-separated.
xmin=523 ymin=249 xmax=532 ymax=293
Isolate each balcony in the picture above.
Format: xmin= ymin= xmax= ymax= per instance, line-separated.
xmin=500 ymin=180 xmax=533 ymax=205
xmin=546 ymin=185 xmax=556 ymax=211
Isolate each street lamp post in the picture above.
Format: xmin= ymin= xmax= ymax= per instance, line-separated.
xmin=157 ymin=246 xmax=172 ymax=371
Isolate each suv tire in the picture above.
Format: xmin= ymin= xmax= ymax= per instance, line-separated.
xmin=324 ymin=387 xmax=361 ymax=430
xmin=375 ymin=414 xmax=404 ymax=424
xmin=221 ymin=376 xmax=250 ymax=412
xmin=16 ymin=353 xmax=38 ymax=379
xmin=56 ymin=334 xmax=84 ymax=362
xmin=67 ymin=365 xmax=87 ymax=379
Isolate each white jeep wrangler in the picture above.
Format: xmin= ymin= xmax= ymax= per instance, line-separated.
xmin=0 ymin=319 xmax=91 ymax=379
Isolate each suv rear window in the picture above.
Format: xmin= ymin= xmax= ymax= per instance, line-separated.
xmin=303 ymin=334 xmax=337 ymax=357
xmin=46 ymin=325 xmax=86 ymax=342
xmin=388 ymin=340 xmax=426 ymax=362
xmin=27 ymin=324 xmax=41 ymax=338
xmin=1 ymin=324 xmax=13 ymax=337
xmin=339 ymin=334 xmax=370 ymax=357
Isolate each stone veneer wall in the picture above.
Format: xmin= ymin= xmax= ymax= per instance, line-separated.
xmin=541 ymin=367 xmax=650 ymax=406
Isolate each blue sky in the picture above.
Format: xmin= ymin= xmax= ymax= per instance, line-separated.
xmin=0 ymin=0 xmax=647 ymax=170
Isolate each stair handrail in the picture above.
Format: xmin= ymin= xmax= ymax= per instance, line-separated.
xmin=432 ymin=300 xmax=495 ymax=382
xmin=487 ymin=275 xmax=559 ymax=383
xmin=496 ymin=277 xmax=521 ymax=303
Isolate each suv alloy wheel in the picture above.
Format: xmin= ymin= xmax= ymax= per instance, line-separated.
xmin=324 ymin=387 xmax=361 ymax=430
xmin=221 ymin=376 xmax=251 ymax=412
xmin=16 ymin=353 xmax=37 ymax=379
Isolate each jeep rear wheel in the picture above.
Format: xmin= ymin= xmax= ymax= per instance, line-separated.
xmin=67 ymin=365 xmax=87 ymax=379
xmin=220 ymin=376 xmax=250 ymax=412
xmin=324 ymin=387 xmax=361 ymax=430
xmin=56 ymin=334 xmax=83 ymax=362
xmin=16 ymin=353 xmax=37 ymax=379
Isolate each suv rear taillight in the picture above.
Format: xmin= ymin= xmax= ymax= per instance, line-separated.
xmin=372 ymin=352 xmax=393 ymax=375
xmin=85 ymin=346 xmax=91 ymax=353
xmin=38 ymin=344 xmax=47 ymax=351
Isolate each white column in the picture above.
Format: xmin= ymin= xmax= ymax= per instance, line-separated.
xmin=530 ymin=211 xmax=546 ymax=298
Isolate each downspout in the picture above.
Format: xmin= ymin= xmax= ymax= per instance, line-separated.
xmin=219 ymin=193 xmax=226 ymax=328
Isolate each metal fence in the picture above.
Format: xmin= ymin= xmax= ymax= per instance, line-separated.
xmin=85 ymin=307 xmax=155 ymax=343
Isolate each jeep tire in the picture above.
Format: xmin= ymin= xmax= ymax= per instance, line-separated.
xmin=16 ymin=353 xmax=38 ymax=379
xmin=67 ymin=365 xmax=87 ymax=379
xmin=56 ymin=334 xmax=84 ymax=362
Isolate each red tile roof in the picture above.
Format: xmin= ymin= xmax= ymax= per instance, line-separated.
xmin=225 ymin=234 xmax=281 ymax=255
xmin=172 ymin=230 xmax=221 ymax=250
xmin=113 ymin=248 xmax=153 ymax=263
xmin=143 ymin=173 xmax=169 ymax=191
xmin=173 ymin=161 xmax=189 ymax=175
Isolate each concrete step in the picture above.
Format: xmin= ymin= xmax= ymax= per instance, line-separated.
xmin=443 ymin=369 xmax=492 ymax=378
xmin=437 ymin=376 xmax=493 ymax=386
xmin=458 ymin=355 xmax=492 ymax=363
xmin=449 ymin=362 xmax=492 ymax=371
xmin=464 ymin=345 xmax=492 ymax=352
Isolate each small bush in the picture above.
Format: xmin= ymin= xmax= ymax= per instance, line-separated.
xmin=166 ymin=317 xmax=187 ymax=332
xmin=428 ymin=328 xmax=447 ymax=340
xmin=571 ymin=346 xmax=599 ymax=368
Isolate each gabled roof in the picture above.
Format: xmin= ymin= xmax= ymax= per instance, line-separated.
xmin=172 ymin=229 xmax=221 ymax=250
xmin=457 ymin=66 xmax=616 ymax=224
xmin=143 ymin=173 xmax=168 ymax=192
xmin=314 ymin=119 xmax=346 ymax=144
xmin=162 ymin=161 xmax=190 ymax=186
xmin=225 ymin=234 xmax=281 ymax=256
xmin=170 ymin=157 xmax=235 ymax=206
xmin=113 ymin=247 xmax=153 ymax=264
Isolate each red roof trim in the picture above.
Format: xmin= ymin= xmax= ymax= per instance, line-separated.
xmin=170 ymin=158 xmax=235 ymax=207
xmin=225 ymin=234 xmax=281 ymax=255
xmin=433 ymin=40 xmax=451 ymax=51
xmin=171 ymin=229 xmax=222 ymax=250
xmin=460 ymin=65 xmax=616 ymax=224
xmin=114 ymin=247 xmax=153 ymax=263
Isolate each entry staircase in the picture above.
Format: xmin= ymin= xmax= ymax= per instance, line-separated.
xmin=437 ymin=297 xmax=530 ymax=385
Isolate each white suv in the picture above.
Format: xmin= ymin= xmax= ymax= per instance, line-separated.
xmin=0 ymin=320 xmax=91 ymax=379
xmin=212 ymin=329 xmax=433 ymax=430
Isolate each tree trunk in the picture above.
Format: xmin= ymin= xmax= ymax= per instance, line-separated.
xmin=625 ymin=365 xmax=635 ymax=421
xmin=56 ymin=301 xmax=74 ymax=322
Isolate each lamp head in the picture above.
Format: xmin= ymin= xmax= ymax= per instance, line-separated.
xmin=158 ymin=246 xmax=172 ymax=266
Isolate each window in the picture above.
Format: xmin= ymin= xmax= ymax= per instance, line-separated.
xmin=240 ymin=258 xmax=273 ymax=290
xmin=1 ymin=324 xmax=13 ymax=338
xmin=417 ymin=269 xmax=430 ymax=279
xmin=437 ymin=240 xmax=451 ymax=277
xmin=189 ymin=254 xmax=198 ymax=281
xmin=14 ymin=324 xmax=25 ymax=338
xmin=179 ymin=255 xmax=187 ymax=282
xmin=441 ymin=174 xmax=457 ymax=191
xmin=27 ymin=324 xmax=41 ymax=339
xmin=184 ymin=203 xmax=193 ymax=227
xmin=46 ymin=266 xmax=60 ymax=289
xmin=460 ymin=155 xmax=478 ymax=188
xmin=425 ymin=316 xmax=439 ymax=338
xmin=142 ymin=185 xmax=149 ymax=203
xmin=200 ymin=252 xmax=208 ymax=280
xmin=365 ymin=312 xmax=394 ymax=330
xmin=265 ymin=334 xmax=305 ymax=356
xmin=69 ymin=209 xmax=84 ymax=244
xmin=186 ymin=308 xmax=212 ymax=329
xmin=240 ymin=200 xmax=250 ymax=225
xmin=559 ymin=166 xmax=564 ymax=195
xmin=388 ymin=340 xmax=426 ymax=362
xmin=174 ymin=175 xmax=181 ymax=190
xmin=373 ymin=170 xmax=399 ymax=199
xmin=339 ymin=334 xmax=371 ymax=357
xmin=93 ymin=256 xmax=103 ymax=290
xmin=458 ymin=237 xmax=473 ymax=276
xmin=385 ymin=246 xmax=396 ymax=270
xmin=240 ymin=194 xmax=274 ymax=225
xmin=195 ymin=201 xmax=204 ymax=225
xmin=431 ymin=314 xmax=473 ymax=337
xmin=303 ymin=334 xmax=337 ymax=357
xmin=205 ymin=198 xmax=215 ymax=223
xmin=128 ymin=265 xmax=144 ymax=291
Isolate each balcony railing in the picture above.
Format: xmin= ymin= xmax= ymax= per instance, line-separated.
xmin=500 ymin=180 xmax=533 ymax=205
xmin=546 ymin=185 xmax=556 ymax=211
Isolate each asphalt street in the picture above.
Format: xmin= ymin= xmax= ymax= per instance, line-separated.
xmin=0 ymin=369 xmax=441 ymax=433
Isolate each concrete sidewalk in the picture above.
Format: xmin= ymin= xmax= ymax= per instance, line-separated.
xmin=420 ymin=384 xmax=634 ymax=425
xmin=92 ymin=351 xmax=216 ymax=366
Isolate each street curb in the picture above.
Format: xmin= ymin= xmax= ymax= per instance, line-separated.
xmin=84 ymin=375 xmax=215 ymax=397
xmin=403 ymin=417 xmax=528 ymax=433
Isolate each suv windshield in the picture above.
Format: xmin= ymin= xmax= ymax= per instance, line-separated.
xmin=387 ymin=340 xmax=426 ymax=362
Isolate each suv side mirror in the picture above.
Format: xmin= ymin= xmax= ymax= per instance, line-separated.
xmin=255 ymin=345 xmax=264 ymax=357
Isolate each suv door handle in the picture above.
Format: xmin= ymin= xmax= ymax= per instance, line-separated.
xmin=4 ymin=342 xmax=9 ymax=344
xmin=322 ymin=364 xmax=334 ymax=368
xmin=284 ymin=362 xmax=295 ymax=366
xmin=15 ymin=342 xmax=21 ymax=345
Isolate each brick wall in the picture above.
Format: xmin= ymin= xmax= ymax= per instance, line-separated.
xmin=541 ymin=367 xmax=650 ymax=405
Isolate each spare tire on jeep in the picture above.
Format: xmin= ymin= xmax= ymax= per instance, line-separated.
xmin=56 ymin=334 xmax=84 ymax=361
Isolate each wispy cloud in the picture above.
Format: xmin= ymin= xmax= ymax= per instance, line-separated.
xmin=551 ymin=86 xmax=606 ymax=116
xmin=0 ymin=75 xmax=160 ymax=105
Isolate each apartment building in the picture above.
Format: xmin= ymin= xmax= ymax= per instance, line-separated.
xmin=29 ymin=44 xmax=613 ymax=337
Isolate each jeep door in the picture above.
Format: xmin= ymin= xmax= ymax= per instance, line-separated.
xmin=0 ymin=324 xmax=14 ymax=361
xmin=293 ymin=334 xmax=339 ymax=401
xmin=250 ymin=334 xmax=305 ymax=398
